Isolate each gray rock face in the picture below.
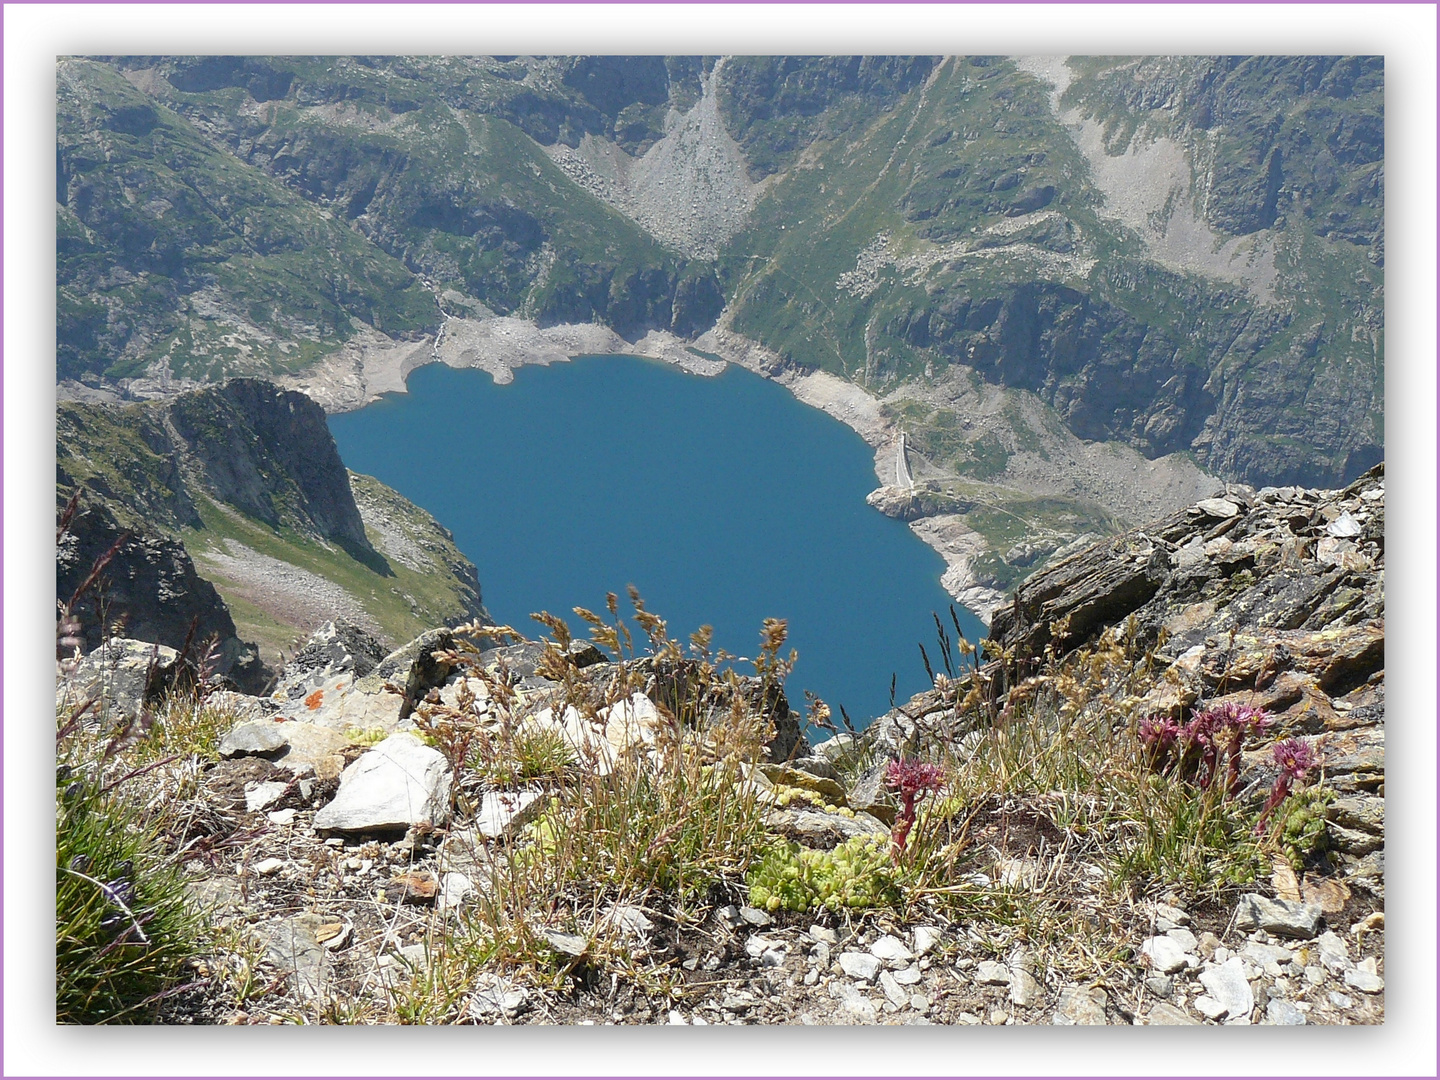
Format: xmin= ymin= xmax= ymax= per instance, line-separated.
xmin=313 ymin=732 xmax=452 ymax=833
xmin=766 ymin=808 xmax=889 ymax=848
xmin=374 ymin=628 xmax=458 ymax=709
xmin=55 ymin=486 xmax=263 ymax=693
xmin=846 ymin=762 xmax=898 ymax=825
xmin=57 ymin=638 xmax=178 ymax=724
xmin=167 ymin=379 xmax=372 ymax=552
xmin=274 ymin=620 xmax=387 ymax=702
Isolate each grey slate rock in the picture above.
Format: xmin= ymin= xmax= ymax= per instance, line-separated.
xmin=219 ymin=721 xmax=289 ymax=759
xmin=1234 ymin=893 xmax=1322 ymax=938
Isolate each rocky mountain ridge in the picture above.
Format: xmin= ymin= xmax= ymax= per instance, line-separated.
xmin=57 ymin=379 xmax=487 ymax=679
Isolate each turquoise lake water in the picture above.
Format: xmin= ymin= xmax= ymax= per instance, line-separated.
xmin=328 ymin=356 xmax=986 ymax=728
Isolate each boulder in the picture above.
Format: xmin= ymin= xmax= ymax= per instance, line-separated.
xmin=313 ymin=732 xmax=452 ymax=833
xmin=218 ymin=721 xmax=289 ymax=759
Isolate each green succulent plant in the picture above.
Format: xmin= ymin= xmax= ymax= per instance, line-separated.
xmin=746 ymin=836 xmax=900 ymax=914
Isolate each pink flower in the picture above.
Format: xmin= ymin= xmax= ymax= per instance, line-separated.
xmin=885 ymin=758 xmax=944 ymax=853
xmin=1272 ymin=738 xmax=1317 ymax=781
xmin=1256 ymin=739 xmax=1321 ymax=834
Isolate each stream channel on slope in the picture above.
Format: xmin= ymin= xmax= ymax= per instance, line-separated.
xmin=329 ymin=356 xmax=986 ymax=730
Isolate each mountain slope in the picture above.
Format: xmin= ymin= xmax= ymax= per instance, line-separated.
xmin=57 ymin=380 xmax=488 ymax=669
xmin=56 ymin=55 xmax=1383 ymax=609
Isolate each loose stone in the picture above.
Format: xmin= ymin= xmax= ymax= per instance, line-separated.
xmin=912 ymin=925 xmax=942 ymax=955
xmin=1146 ymin=1002 xmax=1198 ymax=1025
xmin=878 ymin=970 xmax=909 ymax=1007
xmin=839 ymin=952 xmax=882 ymax=982
xmin=1009 ymin=968 xmax=1043 ymax=1008
xmin=1052 ymin=986 xmax=1107 ymax=1025
xmin=1234 ymin=893 xmax=1321 ymax=939
xmin=1145 ymin=975 xmax=1174 ymax=999
xmin=1343 ymin=968 xmax=1384 ymax=994
xmin=474 ymin=790 xmax=543 ymax=838
xmin=219 ymin=721 xmax=289 ymax=759
xmin=869 ymin=934 xmax=914 ymax=964
xmin=1142 ymin=935 xmax=1192 ymax=975
xmin=1165 ymin=927 xmax=1199 ymax=953
xmin=976 ymin=960 xmax=1011 ymax=985
xmin=739 ymin=905 xmax=773 ymax=927
xmin=1198 ymin=957 xmax=1254 ymax=1020
xmin=1265 ymin=999 xmax=1306 ymax=1025
xmin=469 ymin=973 xmax=530 ymax=1019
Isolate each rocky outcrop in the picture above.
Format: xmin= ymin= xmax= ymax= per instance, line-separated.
xmin=56 ymin=492 xmax=265 ymax=692
xmin=989 ymin=466 xmax=1383 ymax=673
xmin=164 ymin=380 xmax=372 ymax=553
xmin=58 ymin=380 xmax=488 ymax=673
xmin=986 ymin=464 xmax=1385 ymax=880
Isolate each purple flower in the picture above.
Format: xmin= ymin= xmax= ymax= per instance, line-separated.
xmin=1257 ymin=739 xmax=1321 ymax=834
xmin=885 ymin=758 xmax=944 ymax=853
xmin=1272 ymin=738 xmax=1317 ymax=781
xmin=1138 ymin=714 xmax=1181 ymax=750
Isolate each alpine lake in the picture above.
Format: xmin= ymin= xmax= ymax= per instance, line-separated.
xmin=329 ymin=355 xmax=986 ymax=730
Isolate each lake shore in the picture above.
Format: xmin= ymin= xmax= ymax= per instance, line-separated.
xmin=281 ymin=315 xmax=1004 ymax=624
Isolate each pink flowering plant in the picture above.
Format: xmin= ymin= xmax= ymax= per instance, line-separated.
xmin=1255 ymin=738 xmax=1319 ymax=834
xmin=1137 ymin=702 xmax=1271 ymax=794
xmin=884 ymin=757 xmax=945 ymax=853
